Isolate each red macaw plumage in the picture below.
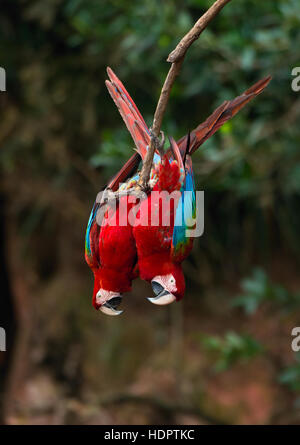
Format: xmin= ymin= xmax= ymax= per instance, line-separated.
xmin=133 ymin=138 xmax=194 ymax=305
xmin=86 ymin=196 xmax=138 ymax=315
xmin=85 ymin=68 xmax=271 ymax=314
xmin=85 ymin=67 xmax=151 ymax=315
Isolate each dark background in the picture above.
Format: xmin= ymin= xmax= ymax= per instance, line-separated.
xmin=1 ymin=0 xmax=300 ymax=424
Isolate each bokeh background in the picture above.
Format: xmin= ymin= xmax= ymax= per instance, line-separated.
xmin=1 ymin=0 xmax=300 ymax=425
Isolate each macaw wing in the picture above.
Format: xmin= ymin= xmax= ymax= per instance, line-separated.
xmin=85 ymin=145 xmax=142 ymax=270
xmin=105 ymin=67 xmax=151 ymax=160
xmin=171 ymin=156 xmax=196 ymax=262
xmin=107 ymin=151 xmax=141 ymax=191
xmin=177 ymin=75 xmax=272 ymax=155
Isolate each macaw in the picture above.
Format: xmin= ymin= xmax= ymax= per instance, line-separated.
xmin=85 ymin=195 xmax=137 ymax=315
xmin=132 ymin=136 xmax=194 ymax=305
xmin=85 ymin=67 xmax=271 ymax=314
xmin=85 ymin=68 xmax=152 ymax=315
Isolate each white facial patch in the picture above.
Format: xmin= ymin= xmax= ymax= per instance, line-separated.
xmin=154 ymin=274 xmax=177 ymax=293
xmin=96 ymin=289 xmax=120 ymax=306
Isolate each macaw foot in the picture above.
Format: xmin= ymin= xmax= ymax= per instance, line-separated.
xmin=96 ymin=290 xmax=124 ymax=316
xmin=150 ymin=129 xmax=165 ymax=157
xmin=148 ymin=281 xmax=176 ymax=306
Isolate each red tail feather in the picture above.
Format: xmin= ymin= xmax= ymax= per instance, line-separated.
xmin=179 ymin=75 xmax=272 ymax=155
xmin=105 ymin=72 xmax=271 ymax=192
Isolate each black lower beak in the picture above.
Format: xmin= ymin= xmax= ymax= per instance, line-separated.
xmin=149 ymin=281 xmax=176 ymax=306
xmin=103 ymin=296 xmax=122 ymax=309
xmin=151 ymin=281 xmax=169 ymax=298
xmin=101 ymin=296 xmax=123 ymax=316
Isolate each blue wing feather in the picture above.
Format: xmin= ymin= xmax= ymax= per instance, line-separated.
xmin=171 ymin=156 xmax=196 ymax=261
xmin=85 ymin=201 xmax=100 ymax=267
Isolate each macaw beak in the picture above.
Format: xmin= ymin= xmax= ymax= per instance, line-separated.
xmin=148 ymin=281 xmax=176 ymax=306
xmin=99 ymin=296 xmax=123 ymax=316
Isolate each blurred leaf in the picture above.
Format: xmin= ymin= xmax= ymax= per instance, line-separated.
xmin=232 ymin=268 xmax=300 ymax=314
xmin=279 ymin=353 xmax=300 ymax=392
xmin=202 ymin=331 xmax=263 ymax=372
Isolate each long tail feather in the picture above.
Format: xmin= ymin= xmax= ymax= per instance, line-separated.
xmin=169 ymin=136 xmax=184 ymax=175
xmin=105 ymin=74 xmax=271 ymax=191
xmin=177 ymin=75 xmax=272 ymax=155
xmin=105 ymin=68 xmax=150 ymax=160
xmin=107 ymin=67 xmax=148 ymax=128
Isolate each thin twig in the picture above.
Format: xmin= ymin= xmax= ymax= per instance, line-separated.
xmin=138 ymin=0 xmax=232 ymax=190
xmin=167 ymin=0 xmax=232 ymax=63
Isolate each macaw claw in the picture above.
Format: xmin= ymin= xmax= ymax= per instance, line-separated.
xmin=148 ymin=281 xmax=176 ymax=306
xmin=100 ymin=296 xmax=123 ymax=316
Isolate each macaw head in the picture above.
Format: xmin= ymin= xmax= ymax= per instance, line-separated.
xmin=148 ymin=265 xmax=185 ymax=306
xmin=92 ymin=268 xmax=133 ymax=316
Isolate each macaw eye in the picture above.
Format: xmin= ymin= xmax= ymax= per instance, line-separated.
xmin=170 ymin=277 xmax=175 ymax=285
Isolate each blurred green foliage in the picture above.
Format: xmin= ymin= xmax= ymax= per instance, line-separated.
xmin=1 ymin=0 xmax=300 ymax=424
xmin=233 ymin=268 xmax=300 ymax=314
xmin=279 ymin=352 xmax=300 ymax=392
xmin=202 ymin=331 xmax=263 ymax=372
xmin=1 ymin=0 xmax=300 ymax=278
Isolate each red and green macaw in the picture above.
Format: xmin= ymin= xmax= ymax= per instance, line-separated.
xmin=132 ymin=137 xmax=195 ymax=305
xmin=85 ymin=67 xmax=271 ymax=315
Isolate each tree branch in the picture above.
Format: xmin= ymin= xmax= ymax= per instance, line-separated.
xmin=101 ymin=392 xmax=228 ymax=425
xmin=138 ymin=0 xmax=232 ymax=190
xmin=167 ymin=0 xmax=232 ymax=63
